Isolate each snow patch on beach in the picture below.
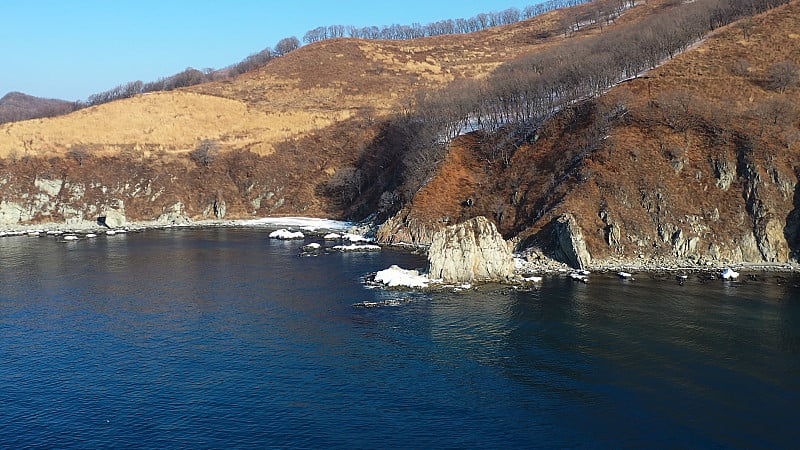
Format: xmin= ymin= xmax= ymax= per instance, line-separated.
xmin=241 ymin=217 xmax=351 ymax=230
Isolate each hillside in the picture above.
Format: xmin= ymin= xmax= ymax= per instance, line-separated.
xmin=0 ymin=0 xmax=624 ymax=160
xmin=378 ymin=0 xmax=800 ymax=266
xmin=0 ymin=92 xmax=75 ymax=124
xmin=0 ymin=0 xmax=622 ymax=223
xmin=0 ymin=0 xmax=797 ymax=268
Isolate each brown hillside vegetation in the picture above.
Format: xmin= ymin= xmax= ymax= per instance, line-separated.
xmin=385 ymin=0 xmax=800 ymax=265
xmin=0 ymin=92 xmax=76 ymax=124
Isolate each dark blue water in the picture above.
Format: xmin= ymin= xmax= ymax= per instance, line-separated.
xmin=1 ymin=229 xmax=798 ymax=448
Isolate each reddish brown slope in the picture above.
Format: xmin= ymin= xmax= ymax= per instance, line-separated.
xmin=382 ymin=0 xmax=800 ymax=265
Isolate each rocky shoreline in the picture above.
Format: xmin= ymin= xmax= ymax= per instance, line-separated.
xmin=513 ymin=248 xmax=800 ymax=275
xmin=2 ymin=216 xmax=798 ymax=280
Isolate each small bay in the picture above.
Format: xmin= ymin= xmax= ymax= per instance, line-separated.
xmin=1 ymin=228 xmax=798 ymax=448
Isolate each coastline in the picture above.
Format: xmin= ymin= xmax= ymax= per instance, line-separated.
xmin=2 ymin=216 xmax=798 ymax=277
xmin=0 ymin=216 xmax=354 ymax=235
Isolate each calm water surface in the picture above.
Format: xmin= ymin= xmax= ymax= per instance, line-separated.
xmin=0 ymin=229 xmax=798 ymax=448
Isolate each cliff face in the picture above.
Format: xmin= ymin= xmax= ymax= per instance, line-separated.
xmin=427 ymin=216 xmax=515 ymax=283
xmin=373 ymin=1 xmax=800 ymax=267
xmin=0 ymin=151 xmax=337 ymax=228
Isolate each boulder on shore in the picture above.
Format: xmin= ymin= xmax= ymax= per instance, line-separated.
xmin=427 ymin=216 xmax=515 ymax=283
xmin=552 ymin=213 xmax=592 ymax=270
xmin=98 ymin=208 xmax=126 ymax=228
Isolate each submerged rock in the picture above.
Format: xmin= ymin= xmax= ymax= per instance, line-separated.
xmin=427 ymin=216 xmax=515 ymax=283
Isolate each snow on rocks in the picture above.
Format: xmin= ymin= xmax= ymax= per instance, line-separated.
xmin=269 ymin=229 xmax=305 ymax=240
xmin=523 ymin=276 xmax=543 ymax=283
xmin=617 ymin=271 xmax=633 ymax=279
xmin=721 ymin=268 xmax=740 ymax=280
xmin=373 ymin=265 xmax=430 ymax=288
xmin=569 ymin=272 xmax=589 ymax=283
xmin=323 ymin=233 xmax=342 ymax=240
xmin=63 ymin=235 xmax=79 ymax=241
xmin=332 ymin=244 xmax=381 ymax=252
xmin=343 ymin=233 xmax=372 ymax=243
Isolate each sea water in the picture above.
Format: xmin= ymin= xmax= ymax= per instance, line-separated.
xmin=0 ymin=228 xmax=798 ymax=448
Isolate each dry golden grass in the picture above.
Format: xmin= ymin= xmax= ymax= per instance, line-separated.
xmin=0 ymin=0 xmax=663 ymax=162
xmin=0 ymin=91 xmax=357 ymax=158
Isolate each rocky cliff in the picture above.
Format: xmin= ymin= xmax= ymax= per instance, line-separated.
xmin=372 ymin=1 xmax=800 ymax=269
xmin=427 ymin=216 xmax=516 ymax=283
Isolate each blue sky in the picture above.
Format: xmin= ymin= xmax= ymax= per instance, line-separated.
xmin=1 ymin=1 xmax=532 ymax=101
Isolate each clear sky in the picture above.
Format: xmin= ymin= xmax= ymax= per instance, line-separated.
xmin=1 ymin=0 xmax=532 ymax=101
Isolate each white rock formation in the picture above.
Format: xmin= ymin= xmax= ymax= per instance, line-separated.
xmin=427 ymin=216 xmax=515 ymax=283
xmin=100 ymin=208 xmax=126 ymax=228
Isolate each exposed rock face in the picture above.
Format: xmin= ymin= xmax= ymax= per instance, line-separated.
xmin=213 ymin=197 xmax=227 ymax=219
xmin=376 ymin=210 xmax=443 ymax=245
xmin=427 ymin=216 xmax=515 ymax=283
xmin=784 ymin=181 xmax=800 ymax=260
xmin=738 ymin=144 xmax=789 ymax=262
xmin=157 ymin=202 xmax=191 ymax=225
xmin=100 ymin=208 xmax=126 ymax=228
xmin=671 ymin=229 xmax=700 ymax=259
xmin=0 ymin=201 xmax=31 ymax=226
xmin=552 ymin=213 xmax=592 ymax=269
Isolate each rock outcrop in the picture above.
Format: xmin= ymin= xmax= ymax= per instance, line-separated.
xmin=427 ymin=216 xmax=515 ymax=283
xmin=376 ymin=210 xmax=443 ymax=246
xmin=551 ymin=213 xmax=592 ymax=269
xmin=156 ymin=202 xmax=191 ymax=225
xmin=99 ymin=208 xmax=126 ymax=228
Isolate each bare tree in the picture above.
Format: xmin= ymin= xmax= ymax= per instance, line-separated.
xmin=190 ymin=139 xmax=220 ymax=167
xmin=325 ymin=167 xmax=364 ymax=205
xmin=731 ymin=58 xmax=751 ymax=77
xmin=767 ymin=60 xmax=800 ymax=93
xmin=67 ymin=145 xmax=90 ymax=166
xmin=754 ymin=97 xmax=798 ymax=126
xmin=232 ymin=47 xmax=274 ymax=75
xmin=275 ymin=36 xmax=301 ymax=56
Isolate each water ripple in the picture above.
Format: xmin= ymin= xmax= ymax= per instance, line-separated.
xmin=1 ymin=230 xmax=799 ymax=448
